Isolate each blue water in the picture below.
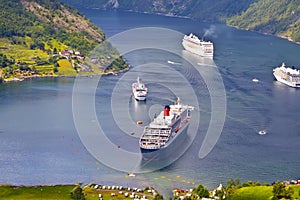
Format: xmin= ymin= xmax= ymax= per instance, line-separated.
xmin=1 ymin=10 xmax=300 ymax=197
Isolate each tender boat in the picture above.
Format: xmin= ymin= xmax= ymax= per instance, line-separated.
xmin=258 ymin=130 xmax=266 ymax=135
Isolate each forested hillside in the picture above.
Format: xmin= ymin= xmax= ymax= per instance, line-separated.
xmin=1 ymin=0 xmax=105 ymax=54
xmin=59 ymin=0 xmax=300 ymax=43
xmin=59 ymin=0 xmax=256 ymax=22
xmin=0 ymin=0 xmax=127 ymax=82
xmin=227 ymin=0 xmax=300 ymax=43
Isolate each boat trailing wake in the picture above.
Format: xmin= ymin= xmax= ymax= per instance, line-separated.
xmin=167 ymin=60 xmax=181 ymax=65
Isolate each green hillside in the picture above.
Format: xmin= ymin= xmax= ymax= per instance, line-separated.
xmin=0 ymin=184 xmax=78 ymax=200
xmin=60 ymin=0 xmax=256 ymax=22
xmin=227 ymin=0 xmax=300 ymax=43
xmin=0 ymin=0 xmax=127 ymax=82
xmin=59 ymin=0 xmax=300 ymax=43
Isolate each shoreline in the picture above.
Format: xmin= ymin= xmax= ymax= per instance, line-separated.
xmin=227 ymin=24 xmax=300 ymax=45
xmin=1 ymin=66 xmax=130 ymax=83
xmin=92 ymin=8 xmax=300 ymax=45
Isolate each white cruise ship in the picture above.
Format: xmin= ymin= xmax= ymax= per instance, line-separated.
xmin=132 ymin=77 xmax=147 ymax=101
xmin=273 ymin=63 xmax=300 ymax=88
xmin=139 ymin=98 xmax=194 ymax=160
xmin=182 ymin=33 xmax=214 ymax=58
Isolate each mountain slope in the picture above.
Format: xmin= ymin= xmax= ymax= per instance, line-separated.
xmin=0 ymin=0 xmax=105 ymax=55
xmin=0 ymin=0 xmax=127 ymax=81
xmin=59 ymin=0 xmax=256 ymax=22
xmin=227 ymin=0 xmax=300 ymax=42
xmin=59 ymin=0 xmax=300 ymax=43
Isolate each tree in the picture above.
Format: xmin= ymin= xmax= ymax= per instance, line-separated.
xmin=193 ymin=184 xmax=209 ymax=198
xmin=0 ymin=53 xmax=13 ymax=68
xmin=226 ymin=178 xmax=241 ymax=196
xmin=272 ymin=181 xmax=294 ymax=200
xmin=53 ymin=66 xmax=58 ymax=73
xmin=70 ymin=185 xmax=85 ymax=200
xmin=154 ymin=193 xmax=164 ymax=200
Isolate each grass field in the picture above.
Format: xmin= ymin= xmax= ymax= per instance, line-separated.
xmin=0 ymin=184 xmax=77 ymax=200
xmin=0 ymin=37 xmax=127 ymax=79
xmin=227 ymin=186 xmax=273 ymax=200
xmin=57 ymin=59 xmax=77 ymax=76
xmin=35 ymin=65 xmax=55 ymax=74
xmin=0 ymin=38 xmax=49 ymax=63
xmin=291 ymin=185 xmax=300 ymax=199
xmin=227 ymin=185 xmax=300 ymax=200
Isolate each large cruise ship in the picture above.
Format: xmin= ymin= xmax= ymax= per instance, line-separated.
xmin=273 ymin=63 xmax=300 ymax=88
xmin=182 ymin=33 xmax=214 ymax=58
xmin=139 ymin=98 xmax=194 ymax=160
xmin=132 ymin=77 xmax=147 ymax=101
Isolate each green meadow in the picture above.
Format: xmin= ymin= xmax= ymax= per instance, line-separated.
xmin=0 ymin=184 xmax=77 ymax=200
xmin=227 ymin=185 xmax=300 ymax=200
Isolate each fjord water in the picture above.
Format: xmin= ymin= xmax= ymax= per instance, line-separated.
xmin=1 ymin=10 xmax=300 ymax=196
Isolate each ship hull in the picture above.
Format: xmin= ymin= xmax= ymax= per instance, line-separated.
xmin=273 ymin=73 xmax=300 ymax=88
xmin=133 ymin=94 xmax=146 ymax=101
xmin=140 ymin=123 xmax=189 ymax=161
xmin=182 ymin=40 xmax=213 ymax=58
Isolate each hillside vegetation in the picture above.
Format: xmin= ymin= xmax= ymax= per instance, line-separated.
xmin=59 ymin=0 xmax=300 ymax=43
xmin=1 ymin=0 xmax=104 ymax=54
xmin=0 ymin=184 xmax=78 ymax=199
xmin=227 ymin=0 xmax=300 ymax=43
xmin=0 ymin=0 xmax=127 ymax=82
xmin=60 ymin=0 xmax=256 ymax=22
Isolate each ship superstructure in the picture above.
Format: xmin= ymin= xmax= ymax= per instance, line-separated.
xmin=132 ymin=77 xmax=147 ymax=100
xmin=139 ymin=98 xmax=194 ymax=159
xmin=182 ymin=33 xmax=214 ymax=58
xmin=273 ymin=63 xmax=300 ymax=88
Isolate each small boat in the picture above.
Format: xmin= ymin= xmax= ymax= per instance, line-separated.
xmin=128 ymin=173 xmax=136 ymax=177
xmin=252 ymin=78 xmax=259 ymax=82
xmin=136 ymin=120 xmax=143 ymax=125
xmin=132 ymin=77 xmax=147 ymax=101
xmin=258 ymin=130 xmax=266 ymax=135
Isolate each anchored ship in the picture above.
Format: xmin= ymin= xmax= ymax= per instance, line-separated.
xmin=132 ymin=77 xmax=147 ymax=101
xmin=139 ymin=98 xmax=194 ymax=160
xmin=182 ymin=33 xmax=214 ymax=58
xmin=273 ymin=63 xmax=300 ymax=88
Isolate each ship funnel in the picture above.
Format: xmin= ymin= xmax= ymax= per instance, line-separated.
xmin=164 ymin=105 xmax=170 ymax=116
